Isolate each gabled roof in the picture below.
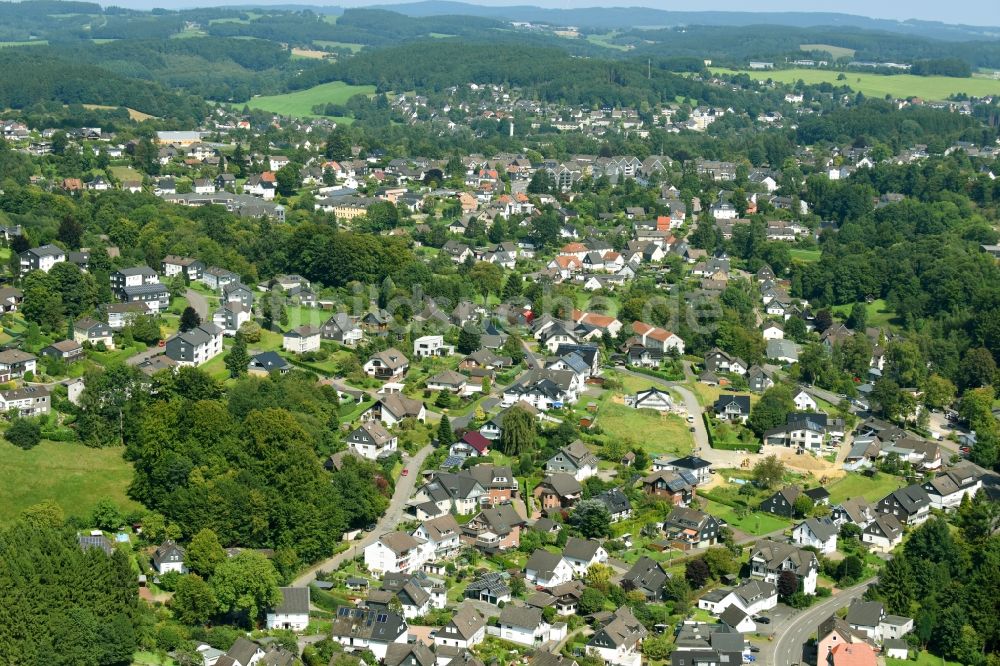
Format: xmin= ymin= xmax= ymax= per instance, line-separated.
xmin=562 ymin=537 xmax=602 ymax=562
xmin=272 ymin=586 xmax=309 ymax=615
xmin=587 ymin=606 xmax=647 ymax=649
xmin=750 ymin=539 xmax=818 ymax=576
xmin=795 ymin=517 xmax=838 ymax=541
xmin=498 ymin=604 xmax=543 ymax=630
xmin=536 ymin=473 xmax=583 ymax=497
xmin=525 ymin=549 xmax=565 ymax=579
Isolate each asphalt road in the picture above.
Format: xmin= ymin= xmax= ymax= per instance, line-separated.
xmin=185 ymin=287 xmax=209 ymax=320
xmin=767 ymin=578 xmax=874 ymax=666
xmin=290 ymin=444 xmax=434 ymax=587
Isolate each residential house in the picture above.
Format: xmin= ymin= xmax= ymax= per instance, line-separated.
xmin=385 ymin=643 xmax=435 ymax=666
xmin=427 ymin=370 xmax=468 ymax=394
xmin=247 ymin=351 xmax=293 ymax=376
xmin=121 ymin=283 xmax=170 ymax=314
xmin=362 ymin=394 xmax=426 ymax=427
xmin=792 ymin=389 xmax=818 ymax=411
xmin=449 ymin=431 xmax=491 ymax=459
xmin=213 ymin=302 xmax=251 ymax=336
xmin=525 ymin=549 xmax=574 ymax=588
xmin=533 ymin=473 xmax=583 ymax=511
xmin=266 ymin=587 xmax=310 ymax=632
xmin=322 ymin=312 xmax=364 ymax=346
xmin=876 ymin=485 xmax=931 ymax=526
xmin=0 ymin=349 xmax=37 ymax=381
xmin=632 ymin=321 xmax=685 ymax=354
xmin=760 ymin=485 xmax=829 ymax=518
xmin=201 ymin=267 xmax=240 ymax=291
xmin=545 ymin=440 xmax=599 ymax=481
xmin=479 ymin=402 xmax=540 ymax=441
xmin=364 ymin=348 xmax=410 ymax=380
xmin=862 ymin=513 xmax=903 ymax=552
xmin=73 ymin=318 xmax=115 ymax=349
xmin=703 ymin=349 xmax=748 ymax=375
xmin=595 ymin=488 xmax=632 ymax=522
xmin=846 ymin=600 xmax=885 ymax=642
xmin=414 ymin=335 xmax=454 ymax=358
xmin=223 ymin=283 xmax=254 ymax=310
xmin=0 ymin=287 xmax=23 ymax=313
xmin=435 ymin=605 xmax=487 ymax=649
xmin=465 ymin=572 xmax=512 ymax=605
xmin=461 ymin=503 xmax=525 ymax=553
xmin=165 ymin=324 xmax=224 ymax=367
xmin=283 ymin=325 xmax=321 ymax=354
xmin=0 ymin=385 xmax=51 ymax=417
xmin=347 ymin=421 xmax=398 ymax=460
xmin=621 ymin=556 xmax=669 ymax=601
xmin=655 ymin=456 xmax=713 ymax=485
xmin=817 ymin=615 xmax=870 ymax=666
xmin=662 ymin=507 xmax=720 ymax=549
xmin=364 ymin=532 xmax=431 ymax=575
xmin=921 ymin=465 xmax=982 ymax=510
xmin=161 ymin=255 xmax=204 ymax=281
xmin=628 ymin=387 xmax=673 ymax=412
xmin=153 ymin=540 xmax=186 ymax=574
xmin=41 ymin=339 xmax=84 ymax=362
xmin=586 ymin=606 xmax=647 ymax=666
xmin=561 ymin=537 xmax=608 ymax=577
xmin=104 ymin=302 xmax=147 ymax=329
xmin=748 ymin=365 xmax=775 ymax=392
xmin=110 ymin=266 xmax=158 ymax=293
xmin=830 ymin=643 xmax=877 ymax=666
xmin=641 ymin=469 xmax=698 ymax=506
xmin=712 ymin=395 xmax=751 ymax=423
xmin=501 ymin=368 xmax=581 ymax=410
xmin=412 ymin=514 xmax=462 ymax=561
xmin=698 ymin=579 xmax=777 ymax=617
xmin=495 ymin=605 xmax=564 ymax=647
xmin=831 ymin=498 xmax=876 ymax=528
xmin=330 ymin=607 xmax=407 ymax=661
xmin=748 ymin=539 xmax=819 ymax=595
xmin=20 ymin=244 xmax=66 ymax=274
xmin=792 ymin=517 xmax=839 ymax=554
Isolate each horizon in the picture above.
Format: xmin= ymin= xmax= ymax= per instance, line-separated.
xmin=90 ymin=0 xmax=1000 ymax=28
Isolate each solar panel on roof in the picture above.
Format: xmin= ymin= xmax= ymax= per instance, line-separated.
xmin=377 ymin=613 xmax=388 ymax=623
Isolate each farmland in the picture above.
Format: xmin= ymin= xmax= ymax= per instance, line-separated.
xmin=247 ymin=81 xmax=376 ymax=118
xmin=711 ymin=67 xmax=1000 ymax=101
xmin=799 ymin=43 xmax=856 ymax=60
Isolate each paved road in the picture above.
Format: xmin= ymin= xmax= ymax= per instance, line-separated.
xmin=291 ymin=444 xmax=434 ymax=587
xmin=185 ymin=287 xmax=209 ymax=320
xmin=126 ymin=345 xmax=166 ymax=366
xmin=767 ymin=578 xmax=874 ymax=666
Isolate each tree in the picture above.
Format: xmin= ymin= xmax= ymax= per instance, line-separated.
xmin=502 ymin=274 xmax=522 ymax=301
xmin=578 ymin=587 xmax=606 ymax=614
xmin=437 ymin=415 xmax=455 ymax=447
xmin=527 ymin=169 xmax=554 ymax=194
xmin=751 ymin=454 xmax=785 ymax=489
xmin=325 ymin=127 xmax=352 ymax=161
xmin=275 ymin=162 xmax=301 ymax=197
xmin=846 ymin=302 xmax=868 ymax=331
xmin=642 ymin=635 xmax=672 ymax=661
xmin=498 ymin=404 xmax=535 ymax=456
xmin=777 ymin=570 xmax=799 ymax=599
xmin=5 ymin=417 xmax=41 ymax=449
xmin=685 ymin=558 xmax=711 ymax=589
xmin=180 ymin=306 xmax=201 ymax=332
xmin=872 ymin=377 xmax=903 ymax=421
xmin=702 ymin=547 xmax=738 ymax=579
xmin=457 ymin=326 xmax=481 ymax=355
xmin=748 ymin=385 xmax=796 ymax=437
xmin=225 ymin=333 xmax=250 ymax=378
xmin=90 ymin=497 xmax=124 ymax=531
xmin=878 ymin=554 xmax=914 ymax=615
xmin=923 ymin=374 xmax=956 ymax=410
xmin=171 ymin=574 xmax=217 ymax=625
xmin=793 ymin=495 xmax=813 ymax=518
xmin=239 ymin=320 xmax=262 ymax=343
xmin=58 ymin=214 xmax=84 ymax=250
xmin=838 ymin=554 xmax=864 ymax=583
xmin=569 ymin=499 xmax=612 ymax=539
xmin=128 ymin=315 xmax=163 ymax=345
xmin=501 ymin=332 xmax=525 ymax=365
xmin=958 ymin=347 xmax=996 ymax=390
xmin=187 ymin=528 xmax=226 ymax=577
xmin=467 ymin=262 xmax=504 ymax=301
xmin=211 ymin=551 xmax=282 ymax=626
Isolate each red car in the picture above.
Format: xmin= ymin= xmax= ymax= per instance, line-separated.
xmin=401 ymin=468 xmax=408 ymax=476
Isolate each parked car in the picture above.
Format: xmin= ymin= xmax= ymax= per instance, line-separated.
xmin=755 ymin=616 xmax=771 ymax=624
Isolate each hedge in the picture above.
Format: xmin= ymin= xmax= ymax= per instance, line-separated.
xmin=628 ymin=365 xmax=685 ymax=382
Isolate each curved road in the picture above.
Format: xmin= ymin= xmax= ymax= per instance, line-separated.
xmin=769 ymin=578 xmax=874 ymax=666
xmin=291 ymin=444 xmax=434 ymax=587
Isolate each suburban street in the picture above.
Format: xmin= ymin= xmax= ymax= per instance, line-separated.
xmin=290 ymin=443 xmax=434 ymax=587
xmin=766 ymin=578 xmax=874 ymax=666
xmin=185 ymin=287 xmax=209 ymax=319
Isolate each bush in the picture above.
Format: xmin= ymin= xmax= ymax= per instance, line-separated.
xmin=6 ymin=417 xmax=43 ymax=449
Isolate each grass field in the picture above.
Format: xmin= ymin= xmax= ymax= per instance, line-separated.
xmin=109 ymin=165 xmax=142 ymax=181
xmin=712 ymin=67 xmax=1000 ymax=101
xmin=0 ymin=40 xmax=48 ymax=47
xmin=887 ymin=652 xmax=963 ymax=666
xmin=826 ymin=472 xmax=904 ymax=504
xmin=247 ymin=81 xmax=375 ymax=118
xmin=0 ymin=440 xmax=140 ymax=523
xmin=586 ymin=32 xmax=631 ymax=51
xmin=314 ymin=40 xmax=364 ymax=53
xmin=702 ymin=499 xmax=791 ymax=536
xmin=81 ymin=104 xmax=155 ymax=121
xmin=789 ymin=248 xmax=822 ymax=262
xmin=831 ymin=298 xmax=898 ymax=328
xmin=800 ymin=43 xmax=856 ymax=60
xmin=595 ymin=401 xmax=694 ymax=456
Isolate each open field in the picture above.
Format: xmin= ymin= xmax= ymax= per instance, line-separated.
xmin=711 ymin=67 xmax=1000 ymax=101
xmin=887 ymin=653 xmax=963 ymax=666
xmin=800 ymin=43 xmax=856 ymax=59
xmin=831 ymin=298 xmax=898 ymax=328
xmin=0 ymin=40 xmax=48 ymax=47
xmin=247 ymin=81 xmax=375 ymax=118
xmin=110 ymin=165 xmax=142 ymax=181
xmin=702 ymin=499 xmax=791 ymax=536
xmin=81 ymin=104 xmax=156 ymax=121
xmin=291 ymin=47 xmax=331 ymax=60
xmin=595 ymin=400 xmax=694 ymax=457
xmin=789 ymin=248 xmax=822 ymax=262
xmin=314 ymin=40 xmax=364 ymax=53
xmin=826 ymin=472 xmax=905 ymax=504
xmin=0 ymin=440 xmax=140 ymax=522
xmin=585 ymin=32 xmax=631 ymax=51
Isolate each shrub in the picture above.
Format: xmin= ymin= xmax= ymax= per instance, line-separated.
xmin=6 ymin=417 xmax=42 ymax=449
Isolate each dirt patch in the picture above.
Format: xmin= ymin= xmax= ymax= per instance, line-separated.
xmin=80 ymin=104 xmax=156 ymax=121
xmin=292 ymin=47 xmax=331 ymax=59
xmin=770 ymin=447 xmax=846 ymax=479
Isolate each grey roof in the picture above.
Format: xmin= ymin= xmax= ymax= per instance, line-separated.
xmin=562 ymin=537 xmax=602 ymax=562
xmin=272 ymin=586 xmax=310 ymax=615
xmin=719 ymin=604 xmax=749 ymax=628
xmin=525 ymin=549 xmax=564 ymax=579
xmin=378 ymin=531 xmax=423 ymax=555
xmin=537 ymin=472 xmax=582 ymax=497
xmin=797 ymin=517 xmax=838 ymax=541
xmin=384 ymin=643 xmax=435 ymax=666
xmin=750 ymin=539 xmax=818 ymax=577
xmin=331 ymin=607 xmax=407 ymax=642
xmin=846 ymin=600 xmax=884 ymax=628
xmin=498 ymin=604 xmax=542 ymax=630
xmin=440 ymin=604 xmax=486 ymax=641
xmin=883 ymin=484 xmax=931 ymax=514
xmin=226 ymin=637 xmax=262 ymax=666
xmin=595 ymin=488 xmax=631 ymax=515
xmin=588 ymin=606 xmax=647 ymax=649
xmin=533 ymin=651 xmax=578 ymax=666
xmin=122 ymin=282 xmax=168 ymax=297
xmin=622 ymin=556 xmax=669 ymax=597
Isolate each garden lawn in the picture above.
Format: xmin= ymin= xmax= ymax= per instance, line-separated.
xmin=789 ymin=248 xmax=821 ymax=262
xmin=710 ymin=67 xmax=1000 ymax=101
xmin=826 ymin=472 xmax=905 ymax=504
xmin=702 ymin=500 xmax=791 ymax=536
xmin=886 ymin=652 xmax=963 ymax=666
xmin=831 ymin=299 xmax=898 ymax=329
xmin=0 ymin=440 xmax=140 ymax=522
xmin=595 ymin=401 xmax=694 ymax=457
xmin=247 ymin=81 xmax=376 ymax=118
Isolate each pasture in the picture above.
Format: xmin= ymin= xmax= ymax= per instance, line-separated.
xmin=247 ymin=81 xmax=375 ymax=118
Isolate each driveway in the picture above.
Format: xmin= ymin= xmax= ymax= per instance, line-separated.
xmin=291 ymin=444 xmax=434 ymax=587
xmin=764 ymin=578 xmax=874 ymax=666
xmin=185 ymin=287 xmax=209 ymax=320
xmin=126 ymin=345 xmax=166 ymax=366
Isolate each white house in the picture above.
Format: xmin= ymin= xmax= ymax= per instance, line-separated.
xmin=413 ymin=335 xmax=454 ymax=358
xmin=266 ymin=587 xmax=310 ymax=632
xmin=749 ymin=540 xmax=819 ymax=595
xmin=283 ymin=325 xmax=321 ymax=354
xmin=762 ymin=322 xmax=784 ymax=340
xmin=495 ymin=605 xmax=564 ymax=647
xmin=524 ymin=549 xmax=573 ymax=587
xmin=698 ymin=579 xmax=777 ymax=617
xmin=411 ymin=514 xmax=462 ymax=561
xmin=435 ymin=605 xmax=486 ymax=649
xmin=152 ymin=540 xmax=186 ymax=574
xmin=586 ymin=607 xmax=646 ymax=666
xmin=862 ymin=513 xmax=904 ymax=553
xmin=561 ymin=537 xmax=608 ymax=577
xmin=347 ymin=421 xmax=398 ymax=460
xmin=792 ymin=517 xmax=839 ymax=554
xmin=793 ymin=389 xmax=818 ymax=411
xmin=330 ymin=608 xmax=407 ymax=661
xmin=165 ymin=324 xmax=224 ymax=367
xmin=364 ymin=532 xmax=431 ymax=575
